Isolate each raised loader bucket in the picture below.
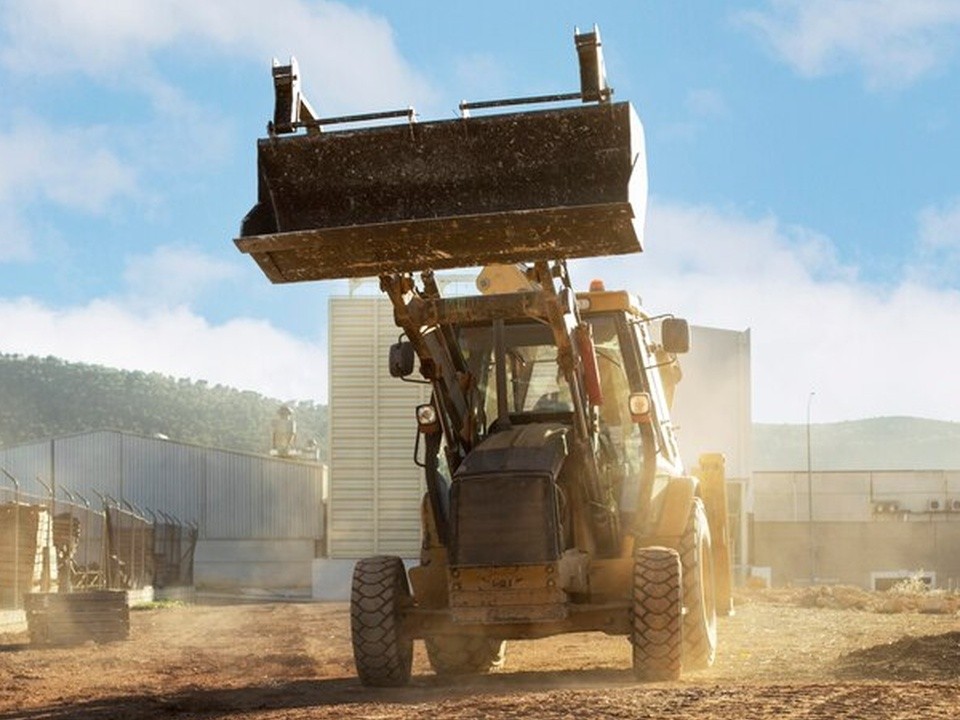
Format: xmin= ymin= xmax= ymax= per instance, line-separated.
xmin=236 ymin=101 xmax=647 ymax=283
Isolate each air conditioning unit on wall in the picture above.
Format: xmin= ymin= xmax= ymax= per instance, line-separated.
xmin=927 ymin=499 xmax=945 ymax=512
xmin=871 ymin=570 xmax=936 ymax=592
xmin=948 ymin=499 xmax=960 ymax=512
xmin=872 ymin=500 xmax=900 ymax=514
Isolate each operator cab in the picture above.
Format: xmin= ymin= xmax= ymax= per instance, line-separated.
xmin=459 ymin=321 xmax=574 ymax=430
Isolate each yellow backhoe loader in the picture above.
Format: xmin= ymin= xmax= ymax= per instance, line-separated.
xmin=235 ymin=26 xmax=732 ymax=685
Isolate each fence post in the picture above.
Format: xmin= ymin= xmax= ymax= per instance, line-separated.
xmin=35 ymin=476 xmax=54 ymax=593
xmin=74 ymin=491 xmax=92 ymax=590
xmin=1 ymin=468 xmax=20 ymax=609
xmin=93 ymin=490 xmax=111 ymax=589
xmin=134 ymin=503 xmax=149 ymax=589
xmin=145 ymin=508 xmax=157 ymax=590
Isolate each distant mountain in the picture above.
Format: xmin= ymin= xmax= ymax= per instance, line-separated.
xmin=753 ymin=417 xmax=960 ymax=471
xmin=0 ymin=353 xmax=327 ymax=460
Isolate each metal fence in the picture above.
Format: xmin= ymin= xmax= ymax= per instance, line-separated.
xmin=0 ymin=469 xmax=197 ymax=610
xmin=152 ymin=514 xmax=198 ymax=588
xmin=54 ymin=489 xmax=105 ymax=592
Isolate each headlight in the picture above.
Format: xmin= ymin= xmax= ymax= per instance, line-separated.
xmin=628 ymin=392 xmax=652 ymax=422
xmin=416 ymin=403 xmax=439 ymax=432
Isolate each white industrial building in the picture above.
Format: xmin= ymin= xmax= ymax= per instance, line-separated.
xmin=315 ymin=288 xmax=752 ymax=598
xmin=0 ymin=431 xmax=325 ymax=592
xmin=752 ymin=469 xmax=960 ymax=589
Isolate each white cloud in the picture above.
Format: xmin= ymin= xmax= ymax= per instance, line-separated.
xmin=685 ymin=88 xmax=728 ymax=118
xmin=917 ymin=197 xmax=960 ymax=250
xmin=659 ymin=89 xmax=730 ymax=144
xmin=0 ymin=204 xmax=32 ymax=262
xmin=0 ymin=120 xmax=138 ymax=259
xmin=0 ymin=297 xmax=327 ymax=402
xmin=122 ymin=245 xmax=243 ymax=308
xmin=0 ymin=0 xmax=435 ymax=114
xmin=739 ymin=0 xmax=960 ymax=90
xmin=912 ymin=197 xmax=960 ymax=286
xmin=454 ymin=53 xmax=509 ymax=103
xmin=0 ymin=122 xmax=136 ymax=213
xmin=570 ymin=199 xmax=960 ymax=423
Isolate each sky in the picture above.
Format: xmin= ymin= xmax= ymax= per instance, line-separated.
xmin=0 ymin=0 xmax=958 ymax=424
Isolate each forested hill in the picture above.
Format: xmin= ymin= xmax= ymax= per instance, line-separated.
xmin=754 ymin=417 xmax=960 ymax=471
xmin=7 ymin=352 xmax=955 ymax=472
xmin=0 ymin=354 xmax=327 ymax=459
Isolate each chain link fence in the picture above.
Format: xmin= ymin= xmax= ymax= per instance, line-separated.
xmin=0 ymin=469 xmax=197 ymax=610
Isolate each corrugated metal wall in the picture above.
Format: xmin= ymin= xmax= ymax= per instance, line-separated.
xmin=0 ymin=431 xmax=323 ymax=541
xmin=328 ymin=297 xmax=428 ymax=558
xmin=123 ymin=435 xmax=203 ymax=524
xmin=0 ymin=442 xmax=52 ymax=494
xmin=55 ymin=432 xmax=123 ymax=500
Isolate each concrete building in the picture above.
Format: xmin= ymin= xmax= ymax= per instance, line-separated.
xmin=0 ymin=430 xmax=325 ymax=592
xmin=752 ymin=469 xmax=960 ymax=589
xmin=316 ymin=289 xmax=753 ymax=598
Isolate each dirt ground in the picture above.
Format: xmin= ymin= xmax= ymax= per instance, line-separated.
xmin=0 ymin=588 xmax=958 ymax=719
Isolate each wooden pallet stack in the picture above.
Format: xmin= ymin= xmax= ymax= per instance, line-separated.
xmin=0 ymin=503 xmax=58 ymax=606
xmin=25 ymin=590 xmax=130 ymax=645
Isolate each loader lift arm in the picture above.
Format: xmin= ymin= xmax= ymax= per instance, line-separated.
xmin=381 ymin=258 xmax=620 ymax=556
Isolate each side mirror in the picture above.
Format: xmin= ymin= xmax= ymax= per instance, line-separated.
xmin=388 ymin=341 xmax=416 ymax=378
xmin=661 ymin=318 xmax=690 ymax=354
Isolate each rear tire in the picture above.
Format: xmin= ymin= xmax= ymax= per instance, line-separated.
xmin=680 ymin=498 xmax=718 ymax=670
xmin=631 ymin=546 xmax=682 ymax=681
xmin=350 ymin=556 xmax=413 ymax=687
xmin=425 ymin=636 xmax=506 ymax=676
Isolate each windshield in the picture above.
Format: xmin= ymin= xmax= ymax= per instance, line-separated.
xmin=459 ymin=321 xmax=571 ymax=418
xmin=458 ymin=314 xmax=630 ymax=419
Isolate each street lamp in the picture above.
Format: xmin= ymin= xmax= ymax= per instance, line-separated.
xmin=806 ymin=391 xmax=816 ymax=586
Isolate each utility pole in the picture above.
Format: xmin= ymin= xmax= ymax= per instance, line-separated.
xmin=806 ymin=391 xmax=816 ymax=586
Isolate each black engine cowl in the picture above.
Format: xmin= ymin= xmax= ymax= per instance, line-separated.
xmin=450 ymin=424 xmax=568 ymax=566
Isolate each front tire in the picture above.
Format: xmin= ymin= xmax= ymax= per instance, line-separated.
xmin=425 ymin=636 xmax=506 ymax=676
xmin=631 ymin=546 xmax=682 ymax=681
xmin=350 ymin=556 xmax=413 ymax=687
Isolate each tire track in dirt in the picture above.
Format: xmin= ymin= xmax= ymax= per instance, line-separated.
xmin=1 ymin=596 xmax=959 ymax=719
